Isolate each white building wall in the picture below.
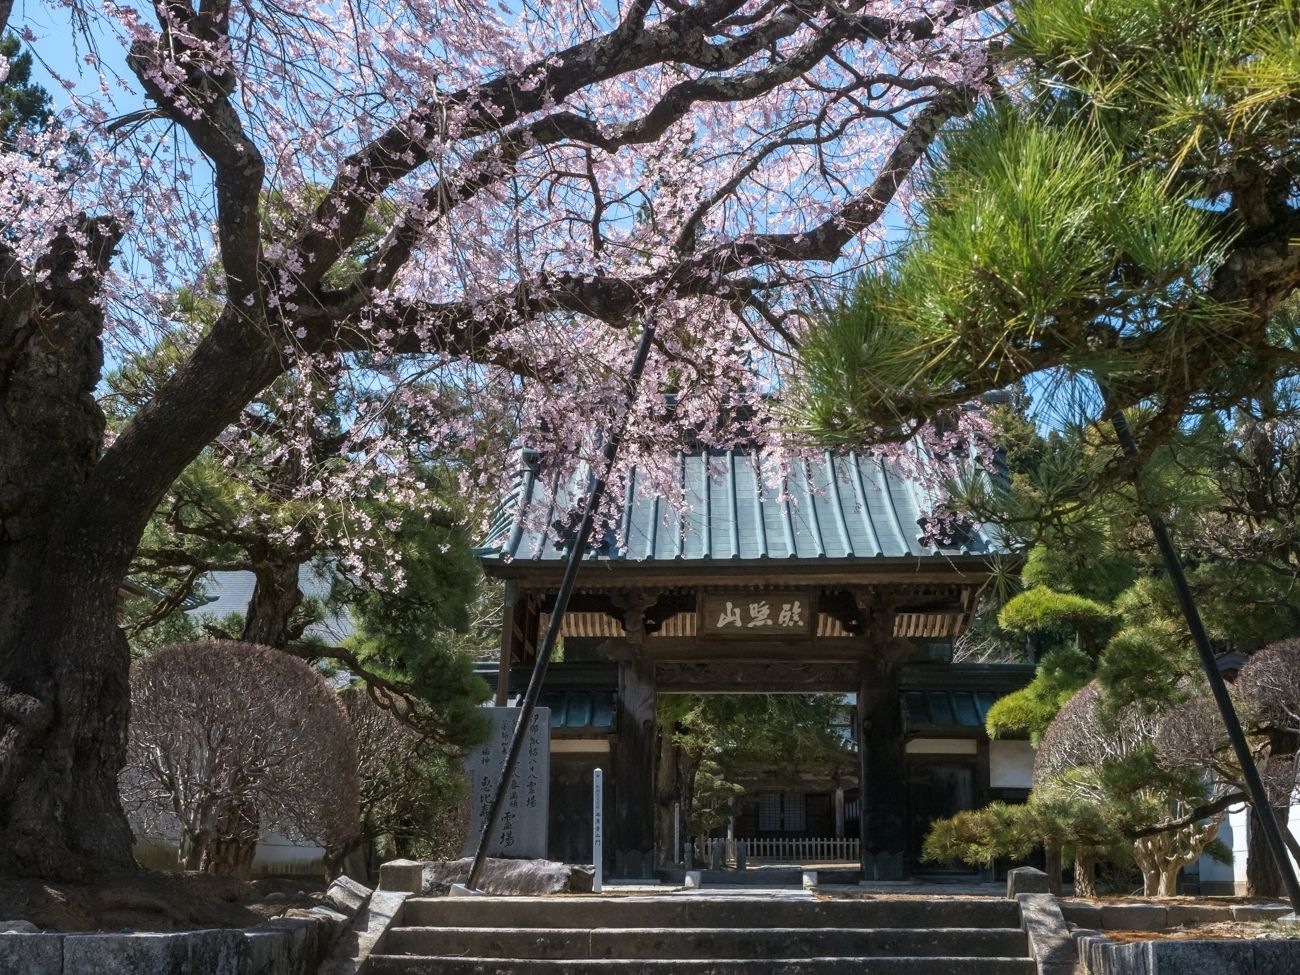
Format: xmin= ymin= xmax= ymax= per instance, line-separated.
xmin=1197 ymin=801 xmax=1300 ymax=895
xmin=134 ymin=829 xmax=326 ymax=878
xmin=990 ymin=740 xmax=1035 ymax=790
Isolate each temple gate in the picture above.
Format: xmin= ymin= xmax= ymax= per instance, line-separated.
xmin=476 ymin=449 xmax=1031 ymax=879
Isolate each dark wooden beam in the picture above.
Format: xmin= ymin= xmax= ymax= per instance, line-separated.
xmin=656 ymin=660 xmax=862 ymax=693
xmin=642 ymin=637 xmax=872 ymax=663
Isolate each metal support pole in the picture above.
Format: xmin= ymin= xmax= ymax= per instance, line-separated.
xmin=466 ymin=321 xmax=658 ymax=891
xmin=1109 ymin=408 xmax=1300 ymax=914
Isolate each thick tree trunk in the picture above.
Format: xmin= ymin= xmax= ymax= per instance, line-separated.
xmin=241 ymin=559 xmax=304 ymax=647
xmin=1247 ymin=804 xmax=1287 ymax=898
xmin=1073 ymin=851 xmax=1098 ymax=898
xmin=0 ymin=230 xmax=284 ymax=878
xmin=1042 ymin=837 xmax=1063 ymax=896
xmin=0 ymin=225 xmax=140 ymax=879
xmin=203 ymin=801 xmax=259 ymax=879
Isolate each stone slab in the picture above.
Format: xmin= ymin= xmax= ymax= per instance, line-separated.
xmin=262 ymin=916 xmax=324 ymax=970
xmin=64 ymin=928 xmax=243 ymax=975
xmin=0 ymin=933 xmax=62 ymax=975
xmin=368 ymin=957 xmax=1038 ymax=974
xmin=378 ymin=859 xmax=424 ymax=893
xmin=461 ymin=707 xmax=550 ymax=859
xmin=1059 ymin=901 xmax=1102 ymax=930
xmin=1147 ymin=939 xmax=1254 ymax=973
xmin=1007 ymin=868 xmax=1052 ymax=898
xmin=1099 ymin=903 xmax=1168 ymax=931
xmin=1164 ymin=903 xmax=1233 ymax=928
xmin=239 ymin=930 xmax=290 ymax=975
xmin=324 ymin=876 xmax=372 ymax=918
xmin=1230 ymin=903 xmax=1292 ymax=921
xmin=308 ymin=905 xmax=351 ymax=927
xmin=421 ymin=857 xmax=593 ymax=896
xmin=402 ymin=895 xmax=1022 ymax=930
xmin=1251 ymin=939 xmax=1300 ymax=975
xmin=386 ymin=926 xmax=1029 ymax=961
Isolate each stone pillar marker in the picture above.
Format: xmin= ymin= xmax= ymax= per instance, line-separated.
xmin=592 ymin=767 xmax=604 ymax=893
xmin=461 ymin=707 xmax=551 ymax=859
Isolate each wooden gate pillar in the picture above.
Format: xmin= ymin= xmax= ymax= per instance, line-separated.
xmin=858 ymin=659 xmax=907 ymax=879
xmin=612 ymin=646 xmax=657 ymax=878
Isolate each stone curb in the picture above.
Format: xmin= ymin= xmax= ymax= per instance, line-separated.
xmin=1015 ymin=892 xmax=1080 ymax=975
xmin=1075 ymin=925 xmax=1300 ymax=974
xmin=0 ymin=876 xmax=370 ymax=975
xmin=1060 ymin=898 xmax=1294 ymax=930
xmin=317 ymin=890 xmax=408 ymax=975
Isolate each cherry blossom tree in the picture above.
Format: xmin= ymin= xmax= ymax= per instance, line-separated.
xmin=0 ymin=0 xmax=997 ymax=879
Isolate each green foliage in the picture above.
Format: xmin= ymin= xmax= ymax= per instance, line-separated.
xmin=922 ymin=795 xmax=1127 ymax=870
xmin=0 ymin=38 xmax=52 ymax=147
xmin=793 ymin=0 xmax=1300 ymax=461
xmin=998 ymin=587 xmax=1116 ymax=655
xmin=922 ymin=801 xmax=1039 ymax=867
xmin=1097 ymin=622 xmax=1198 ymax=713
xmin=986 ymin=647 xmax=1093 ymax=743
xmin=1021 ymin=537 xmax=1136 ymax=605
xmin=661 ymin=693 xmax=856 ymax=834
xmin=343 ymin=506 xmax=492 ymax=749
xmin=665 ymin=694 xmax=856 ymax=779
xmin=687 ymin=759 xmax=746 ymax=835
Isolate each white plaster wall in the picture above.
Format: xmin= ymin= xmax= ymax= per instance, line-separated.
xmin=134 ymin=829 xmax=326 ymax=877
xmin=989 ymin=740 xmax=1036 ymax=789
xmin=905 ymin=738 xmax=977 ymax=755
xmin=551 ymin=739 xmax=610 ymax=753
xmin=1198 ymin=805 xmax=1247 ymax=889
xmin=1197 ymin=802 xmax=1300 ymax=893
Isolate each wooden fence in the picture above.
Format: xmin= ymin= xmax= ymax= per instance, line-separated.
xmin=691 ymin=836 xmax=860 ymax=865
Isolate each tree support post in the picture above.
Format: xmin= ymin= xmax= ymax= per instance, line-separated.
xmin=1109 ymin=408 xmax=1300 ymax=916
xmin=465 ymin=320 xmax=657 ymax=891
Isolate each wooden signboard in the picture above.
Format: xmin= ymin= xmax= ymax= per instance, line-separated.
xmin=698 ymin=591 xmax=816 ymax=637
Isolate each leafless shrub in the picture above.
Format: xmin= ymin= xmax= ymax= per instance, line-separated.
xmin=339 ymin=687 xmax=467 ymax=873
xmin=1236 ymin=638 xmax=1300 ymax=738
xmin=121 ymin=641 xmax=360 ymax=877
xmin=1034 ymin=683 xmax=1160 ymax=786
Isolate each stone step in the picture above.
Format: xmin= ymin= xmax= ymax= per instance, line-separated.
xmin=368 ymin=955 xmax=1038 ymax=975
xmin=385 ymin=925 xmax=1028 ymax=959
xmin=399 ymin=896 xmax=1020 ymax=930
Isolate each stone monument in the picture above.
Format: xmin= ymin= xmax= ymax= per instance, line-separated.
xmin=461 ymin=707 xmax=551 ymax=858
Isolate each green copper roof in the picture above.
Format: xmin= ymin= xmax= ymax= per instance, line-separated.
xmin=478 ymin=448 xmax=1003 ymax=564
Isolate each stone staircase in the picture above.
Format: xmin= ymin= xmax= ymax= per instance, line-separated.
xmin=367 ymin=894 xmax=1037 ymax=974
